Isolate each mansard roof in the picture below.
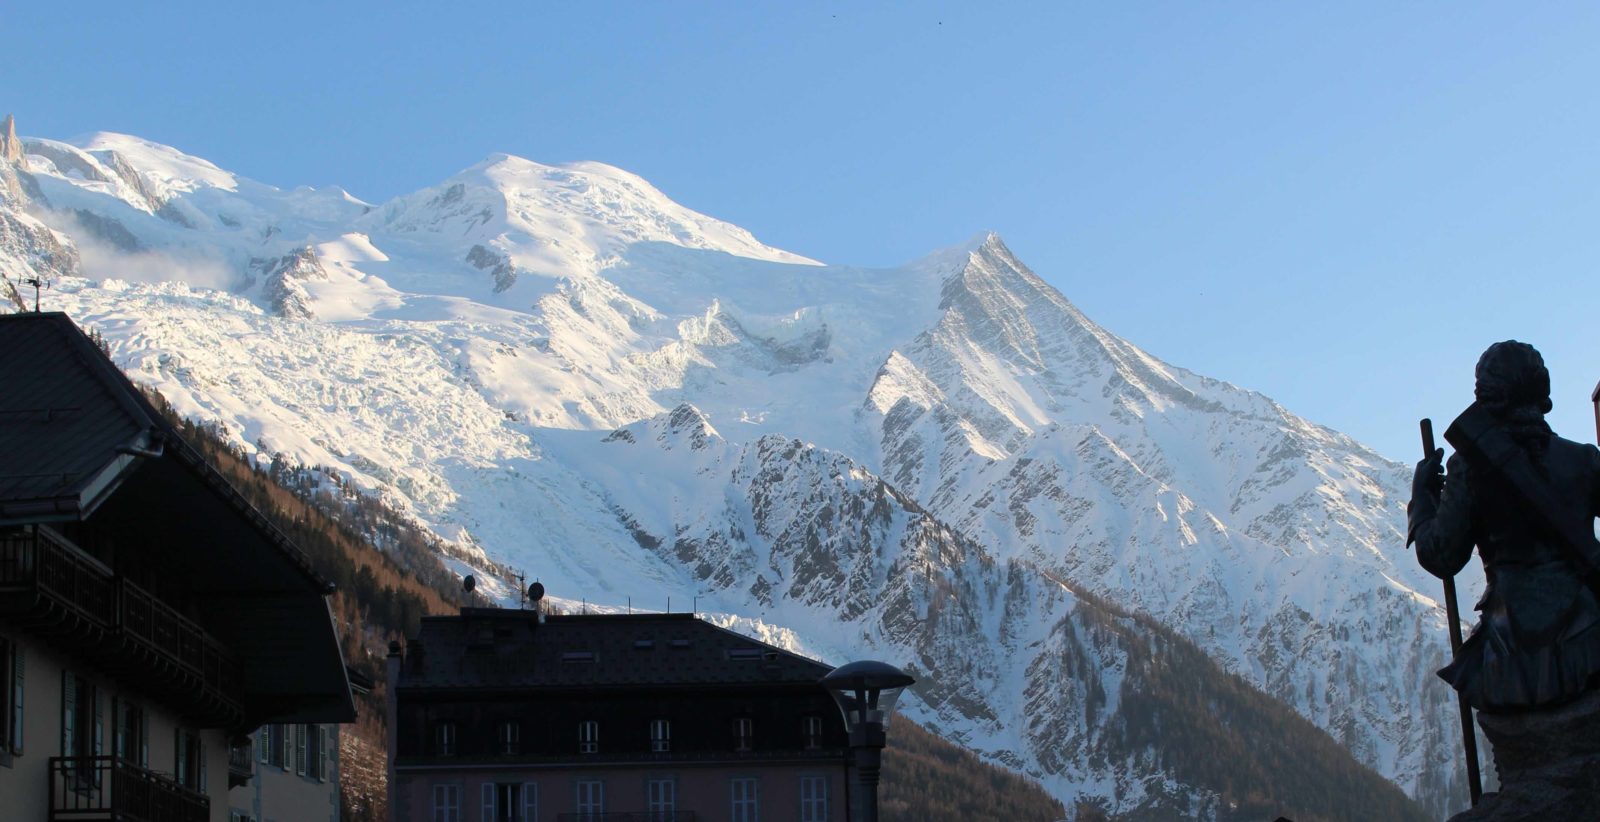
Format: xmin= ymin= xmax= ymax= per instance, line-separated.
xmin=399 ymin=609 xmax=833 ymax=693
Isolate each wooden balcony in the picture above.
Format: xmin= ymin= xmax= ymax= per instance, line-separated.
xmin=227 ymin=742 xmax=254 ymax=788
xmin=47 ymin=756 xmax=209 ymax=822
xmin=0 ymin=528 xmax=244 ymax=726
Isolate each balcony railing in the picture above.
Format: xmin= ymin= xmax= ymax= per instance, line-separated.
xmin=555 ymin=814 xmax=698 ymax=822
xmin=227 ymin=743 xmax=254 ymax=788
xmin=47 ymin=756 xmax=209 ymax=822
xmin=0 ymin=529 xmax=243 ymax=725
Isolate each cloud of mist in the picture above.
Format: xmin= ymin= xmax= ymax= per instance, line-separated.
xmin=49 ymin=211 xmax=242 ymax=291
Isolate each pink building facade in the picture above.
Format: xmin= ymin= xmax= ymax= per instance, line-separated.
xmin=387 ymin=609 xmax=852 ymax=822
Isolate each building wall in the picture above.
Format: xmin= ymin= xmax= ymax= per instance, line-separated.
xmin=0 ymin=630 xmax=231 ymax=822
xmin=227 ymin=723 xmax=341 ymax=822
xmin=394 ymin=761 xmax=848 ymax=822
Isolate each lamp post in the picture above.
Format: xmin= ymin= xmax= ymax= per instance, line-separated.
xmin=821 ymin=660 xmax=915 ymax=822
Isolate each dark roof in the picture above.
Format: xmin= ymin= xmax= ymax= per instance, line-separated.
xmin=0 ymin=311 xmax=161 ymax=521
xmin=0 ymin=311 xmax=353 ymax=723
xmin=399 ymin=610 xmax=833 ymax=692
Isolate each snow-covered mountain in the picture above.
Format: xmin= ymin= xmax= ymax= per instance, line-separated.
xmin=0 ymin=117 xmax=1468 ymax=817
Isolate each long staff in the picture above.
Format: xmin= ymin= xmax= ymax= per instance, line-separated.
xmin=1420 ymin=418 xmax=1482 ymax=805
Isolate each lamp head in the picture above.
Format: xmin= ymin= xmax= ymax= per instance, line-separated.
xmin=821 ymin=660 xmax=915 ymax=735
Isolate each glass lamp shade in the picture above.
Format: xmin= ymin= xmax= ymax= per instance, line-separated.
xmin=821 ymin=660 xmax=915 ymax=732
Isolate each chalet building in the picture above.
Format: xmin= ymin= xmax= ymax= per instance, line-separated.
xmin=0 ymin=312 xmax=357 ymax=821
xmin=228 ymin=665 xmax=371 ymax=822
xmin=387 ymin=607 xmax=849 ymax=822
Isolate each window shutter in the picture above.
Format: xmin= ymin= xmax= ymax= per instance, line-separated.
xmin=139 ymin=711 xmax=148 ymax=768
xmin=199 ymin=736 xmax=207 ymax=791
xmin=296 ymin=724 xmax=308 ymax=776
xmin=481 ymin=782 xmax=495 ymax=822
xmin=112 ymin=696 xmax=122 ymax=759
xmin=11 ymin=643 xmax=23 ymax=754
xmin=321 ymin=726 xmax=331 ymax=782
xmin=61 ymin=671 xmax=75 ymax=758
xmin=522 ymin=782 xmax=538 ymax=822
xmin=258 ymin=727 xmax=269 ymax=764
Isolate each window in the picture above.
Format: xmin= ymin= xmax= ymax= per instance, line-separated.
xmin=650 ymin=718 xmax=670 ymax=753
xmin=730 ymin=777 xmax=759 ymax=822
xmin=802 ymin=715 xmax=823 ymax=750
xmin=268 ymin=725 xmax=286 ymax=769
xmin=114 ymin=699 xmax=148 ymax=767
xmin=733 ymin=717 xmax=753 ymax=752
xmin=485 ymin=782 xmax=521 ymax=822
xmin=61 ymin=671 xmax=101 ymax=778
xmin=0 ymin=636 xmax=19 ymax=756
xmin=175 ymin=728 xmax=204 ymax=791
xmin=499 ymin=720 xmax=520 ymax=755
xmin=800 ymin=775 xmax=828 ymax=822
xmin=306 ymin=725 xmax=323 ymax=780
xmin=647 ymin=778 xmax=675 ymax=818
xmin=433 ymin=783 xmax=462 ymax=822
xmin=436 ymin=721 xmax=458 ymax=757
xmin=521 ymin=782 xmax=538 ymax=822
xmin=578 ymin=720 xmax=598 ymax=754
xmin=318 ymin=725 xmax=332 ymax=782
xmin=575 ymin=780 xmax=604 ymax=820
xmin=257 ymin=726 xmax=269 ymax=764
xmin=295 ymin=724 xmax=308 ymax=776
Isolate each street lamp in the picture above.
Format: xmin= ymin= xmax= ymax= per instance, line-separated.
xmin=821 ymin=660 xmax=915 ymax=822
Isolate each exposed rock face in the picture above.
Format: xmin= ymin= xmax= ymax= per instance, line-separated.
xmin=255 ymin=246 xmax=329 ymax=318
xmin=1449 ymin=691 xmax=1600 ymax=821
xmin=0 ymin=115 xmax=21 ymax=165
xmin=466 ymin=243 xmax=519 ymax=293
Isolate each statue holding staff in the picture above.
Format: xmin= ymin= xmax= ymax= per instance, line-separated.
xmin=1408 ymin=341 xmax=1600 ymax=819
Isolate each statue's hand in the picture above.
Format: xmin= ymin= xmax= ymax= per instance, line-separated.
xmin=1412 ymin=447 xmax=1444 ymax=501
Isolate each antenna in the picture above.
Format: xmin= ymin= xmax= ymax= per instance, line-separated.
xmin=20 ymin=276 xmax=47 ymax=313
xmin=512 ymin=569 xmax=528 ymax=609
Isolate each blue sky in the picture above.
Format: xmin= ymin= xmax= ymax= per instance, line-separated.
xmin=6 ymin=2 xmax=1599 ymax=460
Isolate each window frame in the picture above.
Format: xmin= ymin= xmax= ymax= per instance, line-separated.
xmin=578 ymin=720 xmax=598 ymax=755
xmin=649 ymin=718 xmax=670 ymax=753
xmin=733 ymin=716 xmax=753 ymax=752
xmin=499 ymin=720 xmax=521 ymax=755
xmin=802 ymin=715 xmax=823 ymax=750
xmin=730 ymin=776 xmax=759 ymax=822
xmin=436 ymin=721 xmax=458 ymax=757
xmin=799 ymin=774 xmax=828 ymax=822
xmin=433 ymin=783 xmax=462 ymax=822
xmin=575 ymin=779 xmax=604 ymax=817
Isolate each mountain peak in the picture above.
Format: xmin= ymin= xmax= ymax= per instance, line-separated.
xmin=1 ymin=114 xmax=19 ymax=164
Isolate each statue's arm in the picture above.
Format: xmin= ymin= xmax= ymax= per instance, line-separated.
xmin=1409 ymin=453 xmax=1475 ymax=578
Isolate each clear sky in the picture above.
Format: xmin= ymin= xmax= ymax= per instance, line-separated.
xmin=5 ymin=2 xmax=1598 ymax=461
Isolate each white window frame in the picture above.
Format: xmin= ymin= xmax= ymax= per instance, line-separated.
xmin=647 ymin=777 xmax=676 ymax=814
xmin=650 ymin=718 xmax=670 ymax=753
xmin=480 ymin=782 xmax=496 ymax=822
xmin=433 ymin=783 xmax=462 ymax=822
xmin=578 ymin=720 xmax=598 ymax=754
xmin=500 ymin=720 xmax=520 ymax=755
xmin=575 ymin=780 xmax=604 ymax=817
xmin=800 ymin=775 xmax=828 ymax=822
xmin=521 ymin=781 xmax=538 ymax=822
xmin=802 ymin=715 xmax=822 ymax=750
xmin=295 ymin=724 xmax=308 ymax=776
xmin=733 ymin=717 xmax=753 ymax=752
xmin=437 ymin=721 xmax=457 ymax=757
xmin=731 ymin=777 xmax=759 ymax=822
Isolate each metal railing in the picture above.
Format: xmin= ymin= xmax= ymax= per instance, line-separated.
xmin=555 ymin=813 xmax=698 ymax=822
xmin=47 ymin=756 xmax=209 ymax=822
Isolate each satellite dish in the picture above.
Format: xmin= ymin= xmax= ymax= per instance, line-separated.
xmin=528 ymin=581 xmax=545 ymax=603
xmin=463 ymin=575 xmax=477 ymax=593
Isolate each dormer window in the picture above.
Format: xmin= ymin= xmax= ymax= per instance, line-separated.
xmin=435 ymin=721 xmax=457 ymax=757
xmin=733 ymin=717 xmax=753 ymax=752
xmin=499 ymin=720 xmax=520 ymax=755
xmin=650 ymin=718 xmax=670 ymax=753
xmin=579 ymin=720 xmax=599 ymax=754
xmin=802 ymin=715 xmax=823 ymax=750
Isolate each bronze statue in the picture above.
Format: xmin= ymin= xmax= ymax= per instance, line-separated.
xmin=1409 ymin=341 xmax=1600 ymax=818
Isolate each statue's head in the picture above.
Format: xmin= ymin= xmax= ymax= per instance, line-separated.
xmin=1475 ymin=340 xmax=1552 ymax=422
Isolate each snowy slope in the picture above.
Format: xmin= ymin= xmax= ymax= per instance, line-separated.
xmin=0 ymin=122 xmax=1469 ymax=816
